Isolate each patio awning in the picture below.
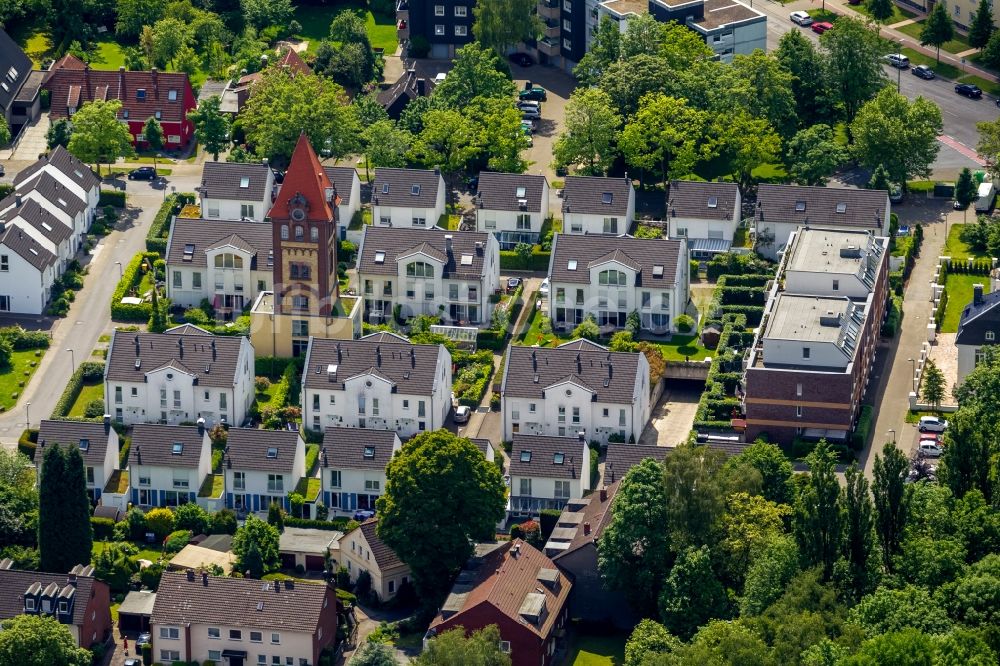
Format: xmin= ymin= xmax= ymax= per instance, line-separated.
xmin=801 ymin=428 xmax=848 ymax=442
xmin=689 ymin=238 xmax=732 ymax=254
xmin=222 ymin=650 xmax=248 ymax=658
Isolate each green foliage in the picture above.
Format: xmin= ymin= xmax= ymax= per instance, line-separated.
xmin=93 ymin=542 xmax=138 ymax=594
xmin=89 ymin=516 xmax=115 ymax=540
xmin=125 ymin=507 xmax=148 ymax=540
xmin=37 ymin=445 xmax=92 ymax=573
xmin=98 ymin=189 xmax=127 ymax=208
xmin=0 ymin=614 xmax=92 ymax=666
xmin=968 ymin=0 xmax=996 ymax=49
xmin=267 ymin=501 xmax=284 ymax=530
xmin=921 ymin=359 xmax=946 ymax=408
xmin=173 ymin=502 xmax=210 ymax=535
xmin=786 ymin=124 xmax=848 ymax=186
xmin=675 ymin=314 xmax=695 ymax=334
xmin=209 ymin=508 xmax=238 ymax=535
xmin=472 ymin=0 xmax=541 ymax=53
xmin=498 ymin=247 xmax=550 ymax=271
xmin=573 ymin=315 xmax=600 ymax=342
xmin=111 ymin=251 xmax=162 ymax=321
xmin=852 ymin=88 xmax=942 ymax=188
xmin=740 ymin=534 xmax=800 ymax=617
xmin=145 ymin=507 xmax=175 ymax=540
xmin=872 ymin=441 xmax=911 ymax=572
xmin=233 ymin=514 xmax=280 ymax=577
xmin=66 ymin=99 xmax=135 ymax=174
xmin=955 ymin=168 xmax=979 ymax=210
xmin=849 ymin=585 xmax=952 ymax=637
xmin=943 ymin=347 xmax=1000 ymax=499
xmin=163 ymin=529 xmax=190 ymax=553
xmin=621 ymin=94 xmax=709 ymax=186
xmin=432 ymin=42 xmax=516 ymax=110
xmin=793 ymin=441 xmax=842 ymax=580
xmin=820 ymin=16 xmax=888 ymax=123
xmin=659 ymin=545 xmax=731 ymax=640
xmin=554 ymin=87 xmax=622 ymax=176
xmin=921 ymin=1 xmax=955 ymax=61
xmin=414 ymin=625 xmax=511 ymax=666
xmin=349 ymin=640 xmax=399 ymax=666
xmin=625 ymin=619 xmax=680 ymax=666
xmin=376 ymin=430 xmax=506 ymax=609
xmin=187 ymin=95 xmax=230 ymax=161
xmin=46 ymin=119 xmax=72 ymax=150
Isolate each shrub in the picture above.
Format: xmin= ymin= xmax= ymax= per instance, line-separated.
xmin=675 ymin=314 xmax=695 ymax=333
xmin=145 ymin=507 xmax=176 ymax=540
xmin=539 ymin=509 xmax=561 ymax=541
xmin=573 ymin=316 xmax=600 ymax=341
xmin=90 ymin=517 xmax=115 ymax=540
xmin=146 ymin=193 xmax=195 ymax=254
xmin=51 ymin=361 xmax=105 ymax=418
xmin=209 ymin=508 xmax=238 ymax=535
xmin=499 ymin=247 xmax=551 ymax=271
xmin=139 ymin=561 xmax=165 ymax=589
xmin=183 ymin=307 xmax=209 ymax=325
xmin=163 ymin=530 xmax=191 ymax=554
xmin=174 ymin=503 xmax=210 ymax=535
xmin=0 ymin=326 xmax=51 ymax=350
xmin=83 ymin=399 xmax=105 ymax=418
xmin=98 ymin=189 xmax=126 ymax=207
xmin=111 ymin=252 xmax=159 ymax=321
xmin=125 ymin=507 xmax=148 ymax=540
xmin=17 ymin=429 xmax=38 ymax=461
xmin=284 ymin=516 xmax=351 ymax=531
xmin=851 ymin=405 xmax=874 ymax=451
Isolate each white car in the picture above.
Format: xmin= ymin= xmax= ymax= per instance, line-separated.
xmin=521 ymin=108 xmax=542 ymax=120
xmin=918 ymin=416 xmax=948 ymax=433
xmin=454 ymin=405 xmax=471 ymax=424
xmin=539 ymin=277 xmax=550 ymax=297
xmin=918 ymin=441 xmax=943 ymax=458
xmin=790 ymin=10 xmax=813 ymax=25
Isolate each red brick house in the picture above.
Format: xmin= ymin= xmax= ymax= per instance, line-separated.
xmin=0 ymin=561 xmax=112 ymax=649
xmin=427 ymin=540 xmax=571 ymax=666
xmin=42 ymin=55 xmax=196 ymax=148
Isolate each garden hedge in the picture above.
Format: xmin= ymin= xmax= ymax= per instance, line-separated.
xmin=284 ymin=516 xmax=351 ymax=531
xmin=98 ymin=189 xmax=126 ymax=207
xmin=145 ymin=192 xmax=196 ymax=254
xmin=0 ymin=326 xmax=50 ymax=350
xmin=110 ymin=252 xmax=159 ymax=321
xmin=499 ymin=248 xmax=551 ymax=271
xmin=51 ymin=361 xmax=105 ymax=419
xmin=90 ymin=517 xmax=115 ymax=540
xmin=17 ymin=429 xmax=38 ymax=461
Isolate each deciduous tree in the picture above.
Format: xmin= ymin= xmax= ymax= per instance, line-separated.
xmin=659 ymin=546 xmax=731 ymax=640
xmin=187 ymin=95 xmax=230 ymax=161
xmin=848 ymin=585 xmax=952 ymax=637
xmin=740 ymin=534 xmax=800 ymax=617
xmin=921 ymin=1 xmax=955 ymax=63
xmin=142 ymin=117 xmax=164 ymax=152
xmin=776 ymin=31 xmax=835 ymax=128
xmin=240 ymin=0 xmax=293 ymax=31
xmin=786 ymin=124 xmax=847 ymax=186
xmin=921 ymin=359 xmax=946 ymax=407
xmin=116 ymin=0 xmax=165 ymax=40
xmin=233 ymin=514 xmax=280 ymax=577
xmin=67 ymin=99 xmax=136 ymax=176
xmin=621 ymin=94 xmax=708 ymax=189
xmin=955 ymin=168 xmax=979 ymax=210
xmin=977 ymin=116 xmax=1000 ymax=171
xmin=793 ymin=441 xmax=843 ymax=580
xmin=714 ymin=111 xmax=781 ymax=197
xmin=46 ymin=119 xmax=72 ymax=150
xmin=867 ymin=0 xmax=895 ymax=29
xmin=408 ymin=109 xmax=478 ymax=188
xmin=872 ymin=441 xmax=910 ymax=572
xmin=472 ymin=0 xmax=542 ymax=54
xmin=362 ymin=120 xmax=412 ymax=176
xmin=349 ymin=641 xmax=400 ymax=666
xmin=625 ymin=619 xmax=680 ymax=666
xmin=554 ymin=87 xmax=621 ymax=176
xmin=726 ymin=51 xmax=798 ymax=138
xmin=575 ymin=16 xmax=622 ymax=86
xmin=840 ymin=462 xmax=875 ymax=598
xmin=820 ymin=17 xmax=887 ymax=123
xmin=851 ymin=88 xmax=942 ymax=189
xmin=943 ymin=346 xmax=1000 ymax=500
xmin=415 ymin=625 xmax=510 ymax=666
xmin=0 ymin=614 xmax=91 ymax=666
xmin=663 ymin=443 xmax=729 ymax=549
xmin=722 ymin=493 xmax=790 ymax=585
xmin=725 ymin=440 xmax=794 ymax=506
xmin=151 ymin=17 xmax=190 ymax=68
xmin=433 ymin=43 xmax=516 ymax=110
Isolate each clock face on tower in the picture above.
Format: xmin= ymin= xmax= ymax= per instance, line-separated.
xmin=288 ymin=192 xmax=309 ymax=222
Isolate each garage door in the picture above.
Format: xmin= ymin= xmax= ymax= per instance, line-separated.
xmin=280 ymin=553 xmax=296 ymax=570
xmin=305 ymin=555 xmax=326 ymax=571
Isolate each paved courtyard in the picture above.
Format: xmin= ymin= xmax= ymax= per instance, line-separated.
xmin=639 ymin=381 xmax=702 ymax=447
xmin=926 ymin=332 xmax=960 ymax=404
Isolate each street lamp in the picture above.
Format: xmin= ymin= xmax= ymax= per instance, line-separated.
xmin=67 ymin=348 xmax=75 ymax=372
xmin=115 ymin=261 xmax=123 ymax=279
xmin=896 ymin=42 xmax=903 ymax=93
xmin=888 ymin=428 xmax=896 ymax=444
xmin=24 ymin=402 xmax=30 ymax=429
xmin=909 ymin=357 xmax=916 ymax=392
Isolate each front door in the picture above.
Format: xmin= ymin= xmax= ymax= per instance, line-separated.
xmin=229 ymin=658 xmax=243 ymax=666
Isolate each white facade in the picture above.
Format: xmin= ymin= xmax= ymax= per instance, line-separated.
xmin=1 ymin=207 xmax=72 ymax=270
xmin=334 ymin=170 xmax=362 ymax=226
xmin=0 ymin=240 xmax=56 ymax=314
xmin=321 ymin=433 xmax=402 ymax=515
xmin=15 ymin=161 xmax=99 ymax=225
xmin=372 ymin=174 xmax=447 ymax=228
xmin=696 ymin=16 xmax=767 ymax=63
xmin=563 ymin=198 xmax=636 ymax=236
xmin=167 ymin=243 xmax=273 ymax=310
xmin=200 ymin=170 xmax=275 ymax=223
xmin=153 ymin=619 xmax=320 ymax=665
xmin=339 ymin=526 xmax=411 ymax=602
xmin=476 ymin=179 xmax=550 ymax=250
xmin=225 ymin=438 xmax=306 ymax=515
xmin=0 ymin=190 xmax=82 ymax=254
xmin=509 ymin=439 xmax=591 ymax=516
xmin=129 ymin=443 xmax=212 ymax=508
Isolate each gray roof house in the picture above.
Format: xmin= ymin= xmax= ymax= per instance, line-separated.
xmin=196 ymin=161 xmax=276 ymax=222
xmin=955 ymin=284 xmax=1000 ymax=386
xmin=507 ymin=434 xmax=591 ymax=516
xmin=127 ymin=424 xmax=213 ymax=509
xmin=319 ymin=427 xmax=402 ymax=515
xmin=561 ymin=176 xmax=636 ymax=236
xmin=37 ymin=418 xmax=120 ymax=503
xmin=667 ymin=180 xmax=742 ymax=258
xmin=0 ymin=29 xmax=38 ymax=127
xmin=371 ymin=168 xmax=447 ymax=228
xmin=324 ymin=166 xmax=362 ymax=229
xmin=475 ymin=172 xmax=550 ymax=250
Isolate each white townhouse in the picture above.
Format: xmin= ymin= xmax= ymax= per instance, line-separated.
xmin=548 ymin=234 xmax=688 ymax=334
xmin=127 ymin=423 xmax=212 ymax=508
xmin=501 ymin=340 xmax=651 ymax=445
xmin=561 ymin=176 xmax=635 ymax=236
xmin=1 ymin=172 xmax=89 ymax=254
xmin=475 ymin=172 xmax=550 ymax=250
xmin=324 ymin=166 xmax=362 ymax=228
xmin=13 ymin=145 xmax=101 ymax=230
xmin=339 ymin=520 xmax=411 ymax=602
xmin=151 ymin=571 xmax=337 ymax=666
xmin=223 ymin=429 xmax=306 ymax=516
xmin=371 ymin=168 xmax=446 ymax=228
xmin=319 ymin=427 xmax=401 ymax=515
xmin=357 ymin=226 xmax=500 ymax=326
xmin=196 ymin=161 xmax=275 ymax=222
xmin=165 ymin=217 xmax=273 ymax=315
xmin=0 ymin=224 xmax=57 ymax=315
xmin=37 ymin=417 xmax=120 ymax=504
xmin=753 ymin=184 xmax=892 ymax=261
xmin=104 ymin=324 xmax=255 ymax=427
xmin=301 ymin=332 xmax=452 ymax=439
xmin=507 ymin=434 xmax=590 ymax=516
xmin=667 ymin=180 xmax=742 ymax=259
xmin=0 ymin=197 xmax=73 ymax=270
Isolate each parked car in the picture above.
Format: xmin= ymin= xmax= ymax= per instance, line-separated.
xmin=521 ymin=107 xmax=542 ymax=120
xmin=509 ymin=53 xmax=534 ymax=67
xmin=507 ymin=277 xmax=522 ymax=290
xmin=919 ymin=432 xmax=941 ymax=444
xmin=955 ymin=83 xmax=983 ymax=99
xmin=918 ymin=415 xmax=948 ymax=432
xmin=137 ymin=632 xmax=151 ymax=646
xmin=454 ymin=405 xmax=471 ymax=424
xmin=520 ymin=85 xmax=548 ymax=102
xmin=790 ymin=10 xmax=813 ymax=25
xmin=517 ymin=100 xmax=541 ymax=113
xmin=918 ymin=441 xmax=944 ymax=458
xmin=539 ymin=277 xmax=550 ymax=297
xmin=124 ymin=659 xmax=142 ymax=666
xmin=911 ymin=65 xmax=935 ymax=79
xmin=128 ymin=166 xmax=157 ymax=181
xmin=889 ymin=184 xmax=904 ymax=204
xmin=353 ymin=509 xmax=375 ymax=521
xmin=811 ymin=21 xmax=833 ymax=34
xmin=884 ymin=53 xmax=910 ymax=68
xmin=521 ymin=121 xmax=533 ymax=135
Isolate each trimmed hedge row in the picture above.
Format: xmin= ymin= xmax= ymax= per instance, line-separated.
xmin=0 ymin=326 xmax=50 ymax=350
xmin=51 ymin=361 xmax=105 ymax=418
xmin=145 ymin=193 xmax=196 ymax=254
xmin=499 ymin=248 xmax=551 ymax=271
xmin=476 ymin=329 xmax=506 ymax=351
xmin=693 ymin=313 xmax=749 ymax=432
xmin=851 ymin=404 xmax=874 ymax=450
xmin=98 ymin=189 xmax=126 ymax=207
xmin=18 ymin=429 xmax=38 ymax=461
xmin=706 ymin=253 xmax=774 ymax=280
xmin=110 ymin=252 xmax=160 ymax=321
xmin=719 ymin=304 xmax=764 ymax=327
xmin=284 ymin=516 xmax=351 ymax=531
xmin=884 ymin=295 xmax=904 ymax=338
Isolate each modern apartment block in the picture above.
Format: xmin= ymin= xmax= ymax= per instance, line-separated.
xmin=743 ymin=227 xmax=889 ymax=446
xmin=399 ymin=0 xmax=475 ymax=59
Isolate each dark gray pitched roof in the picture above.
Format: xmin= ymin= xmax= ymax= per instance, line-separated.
xmin=668 ymin=180 xmax=739 ymax=221
xmin=225 ymin=429 xmax=301 ymax=473
xmin=358 ymin=226 xmax=492 ymax=280
xmin=9 ymin=171 xmax=86 ymax=218
xmin=303 ymin=334 xmax=444 ymax=396
xmin=106 ymin=327 xmax=246 ymax=389
xmin=0 ymin=30 xmax=31 ymax=112
xmin=197 ymin=161 xmax=272 ymax=202
xmin=756 ymin=184 xmax=888 ymax=229
xmin=0 ymin=567 xmax=100 ymax=628
xmin=38 ymin=419 xmax=113 ymax=467
xmin=1 ymin=197 xmax=72 ymax=244
xmin=508 ymin=434 xmax=585 ymax=479
xmin=604 ymin=444 xmax=669 ymax=483
xmin=371 ymin=168 xmax=442 ymax=209
xmin=165 ymin=217 xmax=273 ymax=270
xmin=502 ymin=342 xmax=642 ymax=404
xmin=469 ymin=438 xmax=494 ymax=458
xmin=561 ymin=176 xmax=632 ymax=216
xmin=476 ymin=172 xmax=547 ymax=214
xmin=321 ymin=427 xmax=399 ymax=471
xmin=152 ymin=571 xmax=333 ymax=632
xmin=322 ymin=167 xmax=359 ymax=199
xmin=130 ymin=424 xmax=207 ymax=468
xmin=354 ymin=519 xmax=406 ymax=571
xmin=956 ymin=287 xmax=1000 ymax=346
xmin=13 ymin=145 xmax=101 ymax=193
xmin=0 ymin=224 xmax=57 ymax=271
xmin=549 ymin=234 xmax=682 ymax=286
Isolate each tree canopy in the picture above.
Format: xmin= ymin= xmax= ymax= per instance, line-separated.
xmin=0 ymin=615 xmax=91 ymax=666
xmin=66 ymin=99 xmax=135 ymax=175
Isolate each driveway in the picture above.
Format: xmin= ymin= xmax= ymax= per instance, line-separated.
xmin=508 ymin=63 xmax=574 ymax=195
xmin=639 ymin=381 xmax=703 ymax=447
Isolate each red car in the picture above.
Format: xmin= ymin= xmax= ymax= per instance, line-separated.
xmin=811 ymin=21 xmax=833 ymax=34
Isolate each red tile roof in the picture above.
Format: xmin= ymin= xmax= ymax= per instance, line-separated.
xmin=267 ymin=134 xmax=338 ymax=222
xmin=239 ymin=48 xmax=311 ymax=87
xmin=43 ymin=60 xmax=192 ymax=123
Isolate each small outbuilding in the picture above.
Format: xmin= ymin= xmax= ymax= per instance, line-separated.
xmin=278 ymin=527 xmax=341 ymax=572
xmin=168 ymin=544 xmax=236 ymax=575
xmin=117 ymin=590 xmax=156 ymax=633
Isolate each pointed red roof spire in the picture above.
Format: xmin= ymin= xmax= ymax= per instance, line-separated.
xmin=267 ymin=133 xmax=335 ymax=222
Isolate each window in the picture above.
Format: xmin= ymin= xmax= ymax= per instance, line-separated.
xmin=603 ymin=217 xmax=618 ymax=234
xmin=330 ymin=470 xmax=341 ymax=488
xmin=435 ymin=24 xmax=445 ymax=35
xmin=250 ymin=631 xmax=262 ymax=642
xmin=154 ymin=110 xmax=161 ymax=120
xmin=168 ymin=135 xmax=180 ymax=144
xmin=529 ymin=403 xmax=536 ymax=413
xmin=619 ymin=409 xmax=626 ymax=426
xmin=172 ymin=271 xmax=182 ymax=288
xmin=434 ymin=4 xmax=444 ymax=14
xmin=563 ymin=18 xmax=572 ymax=31
xmin=162 ymin=651 xmax=180 ymax=662
xmin=173 ymin=390 xmax=181 ymax=409
xmin=173 ymin=472 xmax=189 ymax=489
xmin=214 ymin=253 xmax=244 ymax=269
xmin=406 ymin=261 xmax=433 ymax=277
xmin=418 ymin=401 xmax=426 ymax=417
xmin=160 ymin=627 xmax=179 ymax=640
xmin=281 ymin=225 xmax=289 ymax=240
xmin=987 ymin=332 xmax=996 ymax=341
xmin=455 ymin=25 xmax=467 ymax=36
xmin=803 ymin=347 xmax=811 ymax=359
xmin=412 ymin=216 xmax=426 ymax=226
xmin=558 ymin=406 xmax=566 ymax=423
xmin=832 ymin=280 xmax=839 ymax=291
xmin=208 ymin=651 xmax=221 ymax=661
xmin=599 ymin=270 xmax=626 ymax=286
xmin=516 ymin=214 xmax=531 ymax=230
xmin=294 ymin=226 xmax=304 ymax=241
xmin=372 ymin=398 xmax=380 ymax=416
xmin=292 ymin=295 xmax=309 ymax=310
xmin=292 ymin=320 xmax=309 ymax=337
xmin=0 ymin=255 xmax=6 ymax=271
xmin=555 ymin=480 xmax=570 ymax=499
xmin=449 ymin=284 xmax=459 ymax=300
xmin=115 ymin=386 xmax=122 ymax=404
xmin=136 ymin=89 xmax=146 ymax=100
xmin=796 ymin=405 xmax=803 ymax=418
xmin=311 ymin=227 xmax=319 ymax=242
xmin=192 ymin=272 xmax=201 ymax=289
xmin=267 ymin=474 xmax=284 ymax=492
xmin=572 ymin=406 xmax=580 ymax=424
xmin=208 ymin=628 xmax=220 ymax=639
xmin=455 ymin=5 xmax=467 ymax=15
xmin=241 ymin=204 xmax=255 ymax=219
xmin=484 ymin=218 xmax=496 ymax=229
xmin=519 ymin=478 xmax=532 ymax=496
xmin=139 ymin=475 xmax=150 ymax=486
xmin=229 ymin=629 xmax=242 ymax=640
xmin=168 ymin=89 xmax=178 ymax=101
xmin=661 ymin=293 xmax=669 ymax=310
xmin=233 ymin=471 xmax=245 ymax=491
xmin=796 ymin=383 xmax=803 ymax=397
xmin=389 ymin=580 xmax=396 ymax=594
xmin=86 ymin=467 xmax=94 ymax=484
xmin=365 ymin=479 xmax=380 ymax=491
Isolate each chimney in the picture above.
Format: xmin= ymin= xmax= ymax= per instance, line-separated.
xmin=600 ymin=486 xmax=608 ymax=502
xmin=583 ymin=522 xmax=591 ymax=535
xmin=118 ymin=66 xmax=125 ymax=98
xmin=14 ymin=194 xmax=21 ymax=207
xmin=974 ymin=284 xmax=984 ymax=306
xmin=197 ymin=417 xmax=206 ymax=436
xmin=186 ymin=569 xmax=195 ymax=582
xmin=376 ymin=345 xmax=382 ymax=367
xmin=444 ymin=234 xmax=453 ymax=255
xmin=416 ymin=78 xmax=426 ymax=96
xmin=202 ymin=571 xmax=208 ymax=586
xmin=336 ymin=343 xmax=342 ymax=362
xmin=67 ymin=571 xmax=77 ymax=586
xmin=512 ymin=543 xmax=520 ymax=558
xmin=135 ymin=445 xmax=142 ymax=465
xmin=151 ymin=67 xmax=158 ymax=97
xmin=410 ymin=347 xmax=416 ymax=368
xmin=103 ymin=414 xmax=111 ymax=435
xmin=531 ymin=349 xmax=537 ymax=371
xmin=578 ymin=431 xmax=585 ymax=442
xmin=275 ymin=581 xmax=281 ymax=593
xmin=178 ymin=337 xmax=184 ymax=357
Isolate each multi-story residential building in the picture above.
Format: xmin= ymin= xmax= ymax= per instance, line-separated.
xmin=0 ymin=30 xmax=40 ymax=131
xmin=127 ymin=423 xmax=212 ymax=508
xmin=0 ymin=197 xmax=72 ymax=270
xmin=508 ymin=434 xmax=591 ymax=516
xmin=104 ymin=325 xmax=255 ymax=427
xmin=0 ymin=223 xmax=58 ymax=315
xmin=648 ymin=0 xmax=766 ymax=62
xmin=501 ymin=340 xmax=651 ymax=444
xmin=0 ymin=563 xmax=112 ymax=649
xmin=547 ymin=234 xmax=687 ymax=334
xmin=743 ymin=227 xmax=889 ymax=445
xmin=370 ymin=168 xmax=447 ymax=228
xmin=323 ymin=167 xmax=362 ymax=229
xmin=319 ymin=427 xmax=401 ymax=515
xmin=165 ymin=217 xmax=274 ymax=314
xmin=13 ymin=145 xmax=101 ymax=223
xmin=753 ymin=184 xmax=891 ymax=261
xmin=903 ymin=0 xmax=999 ymax=31
xmin=37 ymin=418 xmax=120 ymax=504
xmin=475 ymin=172 xmax=550 ymax=250
xmin=224 ymin=429 xmax=306 ymax=515
xmin=401 ymin=0 xmax=475 ymax=58
xmin=667 ymin=180 xmax=742 ymax=259
xmin=2 ymin=172 xmax=90 ymax=255
xmin=249 ymin=134 xmax=362 ymax=357
xmin=43 ymin=56 xmax=196 ymax=147
xmin=150 ymin=571 xmax=338 ymax=666
xmin=196 ymin=161 xmax=276 ymax=223
xmin=561 ymin=176 xmax=635 ymax=236
xmin=428 ymin=540 xmax=572 ymax=666
xmin=955 ymin=284 xmax=1000 ymax=385
xmin=339 ymin=519 xmax=412 ymax=601
xmin=301 ymin=332 xmax=453 ymax=439
xmin=357 ymin=226 xmax=500 ymax=326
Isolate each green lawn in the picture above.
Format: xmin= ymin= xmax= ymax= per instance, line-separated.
xmin=294 ymin=4 xmax=398 ymax=54
xmin=92 ymin=540 xmax=163 ymax=564
xmin=844 ymin=1 xmax=916 ymax=23
xmin=569 ymin=633 xmax=627 ymax=666
xmin=895 ymin=21 xmax=970 ymax=54
xmin=653 ymin=335 xmax=715 ymax=362
xmin=941 ymin=273 xmax=990 ymax=333
xmin=943 ymin=223 xmax=986 ymax=260
xmin=807 ymin=9 xmax=841 ymax=23
xmin=0 ymin=350 xmax=45 ymax=412
xmin=23 ymin=32 xmax=53 ymax=67
xmin=89 ymin=37 xmax=127 ymax=70
xmin=958 ymin=73 xmax=1000 ymax=96
xmin=68 ymin=382 xmax=104 ymax=418
xmin=900 ymin=48 xmax=962 ymax=79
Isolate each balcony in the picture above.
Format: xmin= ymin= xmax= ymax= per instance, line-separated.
xmin=538 ymin=37 xmax=561 ymax=57
xmin=544 ymin=19 xmax=560 ymax=39
xmin=538 ymin=0 xmax=560 ymax=19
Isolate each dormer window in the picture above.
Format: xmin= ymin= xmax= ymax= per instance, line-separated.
xmin=172 ymin=443 xmax=184 ymax=455
xmin=24 ymin=598 xmax=34 ymax=611
xmin=795 ymin=201 xmax=806 ymax=211
xmin=460 ymin=254 xmax=473 ymax=265
xmin=58 ymin=601 xmax=68 ymax=613
xmin=836 ymin=203 xmax=847 ymax=213
xmin=411 ymin=184 xmax=421 ymax=195
xmin=136 ymin=89 xmax=146 ymax=100
xmin=987 ymin=331 xmax=995 ymax=341
xmin=707 ymin=196 xmax=718 ymax=208
xmin=168 ymin=89 xmax=178 ymax=101
xmin=266 ymin=447 xmax=278 ymax=459
xmin=652 ymin=264 xmax=664 ymax=277
xmin=240 ymin=176 xmax=250 ymax=188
